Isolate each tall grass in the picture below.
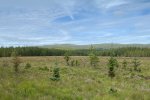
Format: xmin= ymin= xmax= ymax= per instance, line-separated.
xmin=0 ymin=56 xmax=150 ymax=100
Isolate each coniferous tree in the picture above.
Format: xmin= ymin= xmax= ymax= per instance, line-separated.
xmin=108 ymin=57 xmax=119 ymax=78
xmin=64 ymin=51 xmax=71 ymax=66
xmin=11 ymin=51 xmax=21 ymax=72
xmin=89 ymin=45 xmax=99 ymax=67
xmin=50 ymin=62 xmax=60 ymax=81
xmin=132 ymin=58 xmax=141 ymax=71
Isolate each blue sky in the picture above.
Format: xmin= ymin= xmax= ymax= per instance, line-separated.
xmin=0 ymin=0 xmax=150 ymax=46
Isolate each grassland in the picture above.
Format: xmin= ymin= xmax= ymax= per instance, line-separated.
xmin=0 ymin=56 xmax=150 ymax=100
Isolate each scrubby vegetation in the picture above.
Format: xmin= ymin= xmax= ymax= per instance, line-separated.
xmin=25 ymin=63 xmax=31 ymax=69
xmin=0 ymin=56 xmax=150 ymax=100
xmin=0 ymin=45 xmax=150 ymax=100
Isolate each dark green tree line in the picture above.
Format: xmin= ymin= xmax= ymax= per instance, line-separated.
xmin=0 ymin=47 xmax=150 ymax=57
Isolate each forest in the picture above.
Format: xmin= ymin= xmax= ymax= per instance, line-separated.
xmin=0 ymin=46 xmax=150 ymax=57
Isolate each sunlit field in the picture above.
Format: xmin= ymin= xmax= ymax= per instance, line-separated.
xmin=1 ymin=0 xmax=150 ymax=99
xmin=0 ymin=56 xmax=150 ymax=100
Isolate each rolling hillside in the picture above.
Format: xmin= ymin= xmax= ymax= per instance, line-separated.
xmin=40 ymin=44 xmax=150 ymax=50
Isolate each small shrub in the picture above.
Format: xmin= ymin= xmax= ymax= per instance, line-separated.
xmin=108 ymin=57 xmax=119 ymax=78
xmin=89 ymin=53 xmax=99 ymax=67
xmin=50 ymin=62 xmax=60 ymax=81
xmin=71 ymin=60 xmax=75 ymax=66
xmin=64 ymin=52 xmax=71 ymax=66
xmin=132 ymin=58 xmax=141 ymax=71
xmin=25 ymin=63 xmax=31 ymax=69
xmin=11 ymin=51 xmax=21 ymax=72
xmin=89 ymin=45 xmax=99 ymax=67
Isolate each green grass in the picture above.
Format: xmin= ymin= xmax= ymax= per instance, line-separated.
xmin=0 ymin=56 xmax=150 ymax=100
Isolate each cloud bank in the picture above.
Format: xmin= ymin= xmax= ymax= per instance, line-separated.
xmin=0 ymin=0 xmax=150 ymax=46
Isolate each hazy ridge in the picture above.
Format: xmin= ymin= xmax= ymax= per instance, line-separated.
xmin=40 ymin=44 xmax=150 ymax=49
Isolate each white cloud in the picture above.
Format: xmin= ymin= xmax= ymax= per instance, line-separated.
xmin=0 ymin=0 xmax=150 ymax=46
xmin=105 ymin=0 xmax=128 ymax=9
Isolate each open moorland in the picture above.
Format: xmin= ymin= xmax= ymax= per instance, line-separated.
xmin=0 ymin=56 xmax=150 ymax=100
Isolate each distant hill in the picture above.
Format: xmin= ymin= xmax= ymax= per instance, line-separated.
xmin=40 ymin=44 xmax=150 ymax=49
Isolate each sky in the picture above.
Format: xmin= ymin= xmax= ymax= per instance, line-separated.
xmin=0 ymin=0 xmax=150 ymax=46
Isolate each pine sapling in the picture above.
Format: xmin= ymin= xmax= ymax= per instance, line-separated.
xmin=108 ymin=57 xmax=118 ymax=78
xmin=89 ymin=45 xmax=99 ymax=67
xmin=64 ymin=52 xmax=71 ymax=66
xmin=132 ymin=58 xmax=141 ymax=71
xmin=11 ymin=51 xmax=21 ymax=73
xmin=50 ymin=62 xmax=60 ymax=81
xmin=71 ymin=60 xmax=75 ymax=66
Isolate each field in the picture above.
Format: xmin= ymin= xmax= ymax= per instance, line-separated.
xmin=0 ymin=56 xmax=150 ymax=100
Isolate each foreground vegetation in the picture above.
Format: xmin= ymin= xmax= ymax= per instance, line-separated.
xmin=0 ymin=56 xmax=150 ymax=100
